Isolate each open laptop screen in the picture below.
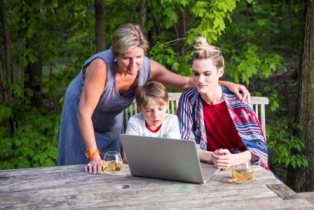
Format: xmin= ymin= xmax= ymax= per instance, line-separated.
xmin=120 ymin=134 xmax=219 ymax=184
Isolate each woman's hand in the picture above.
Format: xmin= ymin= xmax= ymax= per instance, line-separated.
xmin=230 ymin=84 xmax=251 ymax=103
xmin=85 ymin=154 xmax=103 ymax=174
xmin=212 ymin=149 xmax=235 ymax=170
xmin=219 ymin=81 xmax=251 ymax=103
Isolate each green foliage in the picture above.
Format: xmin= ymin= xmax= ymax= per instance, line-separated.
xmin=226 ymin=43 xmax=283 ymax=85
xmin=0 ymin=107 xmax=59 ymax=170
xmin=251 ymin=85 xmax=280 ymax=113
xmin=267 ymin=121 xmax=308 ymax=169
xmin=0 ymin=105 xmax=13 ymax=121
xmin=263 ymin=85 xmax=280 ymax=112
xmin=187 ymin=0 xmax=238 ymax=44
xmin=219 ymin=0 xmax=301 ymax=88
xmin=148 ymin=42 xmax=191 ymax=77
xmin=147 ymin=0 xmax=178 ymax=30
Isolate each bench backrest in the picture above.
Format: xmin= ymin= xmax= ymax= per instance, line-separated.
xmin=123 ymin=93 xmax=269 ymax=135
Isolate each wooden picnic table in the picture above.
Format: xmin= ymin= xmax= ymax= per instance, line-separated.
xmin=0 ymin=164 xmax=313 ymax=210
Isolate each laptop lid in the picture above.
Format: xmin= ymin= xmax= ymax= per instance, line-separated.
xmin=120 ymin=134 xmax=220 ymax=184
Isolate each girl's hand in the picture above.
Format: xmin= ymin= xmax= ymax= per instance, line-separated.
xmin=212 ymin=149 xmax=235 ymax=170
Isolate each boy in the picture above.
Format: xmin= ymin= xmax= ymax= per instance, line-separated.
xmin=125 ymin=81 xmax=180 ymax=138
xmin=124 ymin=81 xmax=181 ymax=162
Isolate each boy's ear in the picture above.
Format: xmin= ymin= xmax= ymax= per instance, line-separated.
xmin=218 ymin=67 xmax=224 ymax=78
xmin=137 ymin=105 xmax=141 ymax=112
xmin=166 ymin=101 xmax=169 ymax=111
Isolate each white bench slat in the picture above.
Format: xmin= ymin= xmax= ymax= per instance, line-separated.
xmin=123 ymin=93 xmax=268 ymax=136
xmin=250 ymin=96 xmax=269 ymax=136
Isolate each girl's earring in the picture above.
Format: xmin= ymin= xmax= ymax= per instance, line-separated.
xmin=114 ymin=59 xmax=117 ymax=62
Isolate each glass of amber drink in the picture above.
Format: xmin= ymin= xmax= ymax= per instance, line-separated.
xmin=232 ymin=161 xmax=253 ymax=183
xmin=103 ymin=151 xmax=123 ymax=174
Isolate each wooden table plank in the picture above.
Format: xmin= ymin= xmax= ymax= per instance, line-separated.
xmin=0 ymin=165 xmax=312 ymax=210
xmin=298 ymin=192 xmax=314 ymax=205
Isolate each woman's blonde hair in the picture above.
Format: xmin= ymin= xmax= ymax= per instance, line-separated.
xmin=135 ymin=81 xmax=168 ymax=108
xmin=192 ymin=36 xmax=224 ymax=69
xmin=111 ymin=23 xmax=149 ymax=56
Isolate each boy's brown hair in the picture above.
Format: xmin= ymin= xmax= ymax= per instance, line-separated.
xmin=135 ymin=81 xmax=168 ymax=108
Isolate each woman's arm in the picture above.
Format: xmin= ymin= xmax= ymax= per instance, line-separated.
xmin=78 ymin=58 xmax=106 ymax=174
xmin=150 ymin=59 xmax=193 ymax=90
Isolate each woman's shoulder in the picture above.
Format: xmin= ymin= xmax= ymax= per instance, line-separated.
xmin=84 ymin=49 xmax=113 ymax=66
xmin=83 ymin=58 xmax=107 ymax=78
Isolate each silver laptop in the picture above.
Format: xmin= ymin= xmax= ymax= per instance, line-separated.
xmin=120 ymin=134 xmax=220 ymax=184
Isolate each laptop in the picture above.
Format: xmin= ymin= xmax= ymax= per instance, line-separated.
xmin=120 ymin=134 xmax=220 ymax=184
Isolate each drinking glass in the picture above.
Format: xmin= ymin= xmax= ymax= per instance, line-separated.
xmin=231 ymin=161 xmax=253 ymax=183
xmin=103 ymin=151 xmax=123 ymax=174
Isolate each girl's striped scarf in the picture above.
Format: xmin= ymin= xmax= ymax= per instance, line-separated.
xmin=177 ymin=86 xmax=269 ymax=170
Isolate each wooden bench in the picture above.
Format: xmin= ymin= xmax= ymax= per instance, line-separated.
xmin=123 ymin=93 xmax=269 ymax=135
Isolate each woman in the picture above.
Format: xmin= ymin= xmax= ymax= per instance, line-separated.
xmin=57 ymin=23 xmax=250 ymax=174
xmin=177 ymin=37 xmax=268 ymax=170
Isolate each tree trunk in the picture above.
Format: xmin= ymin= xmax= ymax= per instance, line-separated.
xmin=288 ymin=0 xmax=314 ymax=192
xmin=23 ymin=2 xmax=44 ymax=108
xmin=0 ymin=0 xmax=12 ymax=105
xmin=24 ymin=52 xmax=44 ymax=108
xmin=95 ymin=0 xmax=105 ymax=52
xmin=179 ymin=8 xmax=187 ymax=55
xmin=0 ymin=0 xmax=14 ymax=137
xmin=139 ymin=0 xmax=147 ymax=39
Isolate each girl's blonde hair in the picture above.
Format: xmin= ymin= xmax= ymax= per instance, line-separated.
xmin=192 ymin=36 xmax=224 ymax=69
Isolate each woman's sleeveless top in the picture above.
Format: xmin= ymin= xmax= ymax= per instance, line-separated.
xmin=57 ymin=49 xmax=151 ymax=165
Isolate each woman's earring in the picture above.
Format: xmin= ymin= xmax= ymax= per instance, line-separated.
xmin=114 ymin=58 xmax=117 ymax=62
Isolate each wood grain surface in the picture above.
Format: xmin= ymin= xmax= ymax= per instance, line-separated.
xmin=0 ymin=165 xmax=312 ymax=210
